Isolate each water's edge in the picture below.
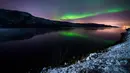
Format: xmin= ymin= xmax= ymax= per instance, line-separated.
xmin=41 ymin=28 xmax=130 ymax=73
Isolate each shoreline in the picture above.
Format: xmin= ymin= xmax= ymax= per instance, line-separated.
xmin=41 ymin=28 xmax=130 ymax=73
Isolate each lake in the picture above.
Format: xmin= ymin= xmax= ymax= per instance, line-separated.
xmin=0 ymin=27 xmax=126 ymax=72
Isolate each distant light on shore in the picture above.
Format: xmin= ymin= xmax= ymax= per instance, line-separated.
xmin=122 ymin=25 xmax=130 ymax=30
xmin=69 ymin=20 xmax=125 ymax=27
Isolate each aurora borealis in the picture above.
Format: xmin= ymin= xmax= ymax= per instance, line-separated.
xmin=0 ymin=0 xmax=130 ymax=26
xmin=59 ymin=8 xmax=125 ymax=20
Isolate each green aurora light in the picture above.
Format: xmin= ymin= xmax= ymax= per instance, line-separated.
xmin=60 ymin=31 xmax=115 ymax=44
xmin=59 ymin=8 xmax=125 ymax=20
xmin=60 ymin=31 xmax=88 ymax=38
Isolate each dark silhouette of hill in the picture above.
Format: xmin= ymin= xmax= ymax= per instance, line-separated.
xmin=0 ymin=9 xmax=117 ymax=28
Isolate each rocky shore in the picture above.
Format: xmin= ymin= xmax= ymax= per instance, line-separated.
xmin=41 ymin=28 xmax=130 ymax=73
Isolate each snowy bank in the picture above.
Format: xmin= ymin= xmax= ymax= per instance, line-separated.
xmin=41 ymin=29 xmax=130 ymax=73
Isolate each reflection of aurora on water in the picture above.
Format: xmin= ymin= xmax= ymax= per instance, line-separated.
xmin=59 ymin=31 xmax=88 ymax=38
xmin=59 ymin=31 xmax=115 ymax=44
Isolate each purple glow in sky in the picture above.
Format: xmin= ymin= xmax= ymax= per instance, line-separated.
xmin=0 ymin=0 xmax=130 ymax=26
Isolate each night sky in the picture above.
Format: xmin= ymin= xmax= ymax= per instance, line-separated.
xmin=0 ymin=0 xmax=130 ymax=26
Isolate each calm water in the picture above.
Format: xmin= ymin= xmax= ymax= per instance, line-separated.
xmin=0 ymin=27 xmax=126 ymax=72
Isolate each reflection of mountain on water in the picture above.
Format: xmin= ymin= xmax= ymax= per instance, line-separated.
xmin=0 ymin=27 xmax=121 ymax=43
xmin=0 ymin=28 xmax=71 ymax=42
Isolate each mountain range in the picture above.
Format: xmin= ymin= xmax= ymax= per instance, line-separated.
xmin=0 ymin=9 xmax=117 ymax=28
